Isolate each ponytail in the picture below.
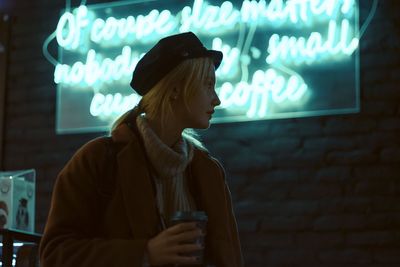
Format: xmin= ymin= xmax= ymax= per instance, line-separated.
xmin=109 ymin=100 xmax=144 ymax=134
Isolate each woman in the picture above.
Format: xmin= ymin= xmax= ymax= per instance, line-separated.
xmin=39 ymin=32 xmax=243 ymax=267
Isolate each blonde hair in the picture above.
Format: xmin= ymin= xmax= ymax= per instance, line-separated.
xmin=111 ymin=57 xmax=214 ymax=150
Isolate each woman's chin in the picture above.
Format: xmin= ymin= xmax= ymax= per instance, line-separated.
xmin=201 ymin=118 xmax=212 ymax=129
xmin=191 ymin=120 xmax=210 ymax=130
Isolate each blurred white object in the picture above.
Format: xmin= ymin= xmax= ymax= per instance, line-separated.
xmin=0 ymin=170 xmax=35 ymax=233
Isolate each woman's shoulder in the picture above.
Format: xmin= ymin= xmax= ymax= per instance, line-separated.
xmin=76 ymin=136 xmax=111 ymax=156
xmin=67 ymin=136 xmax=114 ymax=168
xmin=55 ymin=136 xmax=114 ymax=189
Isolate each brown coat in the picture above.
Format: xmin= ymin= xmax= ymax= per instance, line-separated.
xmin=39 ymin=123 xmax=243 ymax=267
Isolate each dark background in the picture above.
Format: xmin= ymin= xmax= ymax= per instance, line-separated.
xmin=1 ymin=0 xmax=400 ymax=266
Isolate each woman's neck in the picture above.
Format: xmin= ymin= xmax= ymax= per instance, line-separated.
xmin=145 ymin=115 xmax=183 ymax=148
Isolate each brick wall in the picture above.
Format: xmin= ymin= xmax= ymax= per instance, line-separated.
xmin=2 ymin=0 xmax=400 ymax=266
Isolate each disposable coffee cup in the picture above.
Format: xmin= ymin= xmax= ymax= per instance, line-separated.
xmin=170 ymin=211 xmax=208 ymax=265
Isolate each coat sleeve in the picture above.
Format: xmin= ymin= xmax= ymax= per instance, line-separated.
xmin=221 ymin=169 xmax=244 ymax=267
xmin=39 ymin=138 xmax=148 ymax=267
xmin=213 ymin=159 xmax=244 ymax=267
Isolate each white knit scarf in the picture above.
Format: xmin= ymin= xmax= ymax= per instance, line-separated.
xmin=136 ymin=115 xmax=197 ymax=225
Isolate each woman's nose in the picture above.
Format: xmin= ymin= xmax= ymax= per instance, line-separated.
xmin=212 ymin=93 xmax=221 ymax=107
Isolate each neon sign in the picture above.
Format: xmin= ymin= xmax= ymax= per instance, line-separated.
xmin=49 ymin=0 xmax=360 ymax=133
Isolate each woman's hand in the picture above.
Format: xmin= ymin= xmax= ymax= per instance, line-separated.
xmin=146 ymin=222 xmax=204 ymax=266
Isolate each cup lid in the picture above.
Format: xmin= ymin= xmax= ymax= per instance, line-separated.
xmin=170 ymin=211 xmax=208 ymax=221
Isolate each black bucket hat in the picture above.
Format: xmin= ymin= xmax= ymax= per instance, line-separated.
xmin=130 ymin=32 xmax=223 ymax=96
